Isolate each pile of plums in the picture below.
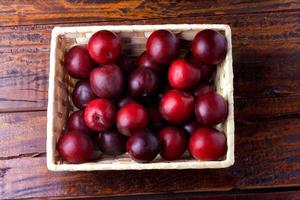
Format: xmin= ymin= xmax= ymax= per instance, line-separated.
xmin=58 ymin=29 xmax=228 ymax=164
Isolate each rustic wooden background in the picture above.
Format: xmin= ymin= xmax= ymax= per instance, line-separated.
xmin=0 ymin=0 xmax=300 ymax=199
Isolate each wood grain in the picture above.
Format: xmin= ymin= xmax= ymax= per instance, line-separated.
xmin=0 ymin=25 xmax=49 ymax=112
xmin=1 ymin=12 xmax=300 ymax=112
xmin=0 ymin=111 xmax=300 ymax=198
xmin=0 ymin=111 xmax=45 ymax=158
xmin=172 ymin=191 xmax=300 ymax=200
xmin=235 ymin=95 xmax=300 ymax=120
xmin=1 ymin=0 xmax=300 ymax=26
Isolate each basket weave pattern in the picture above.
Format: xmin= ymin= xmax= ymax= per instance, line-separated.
xmin=47 ymin=24 xmax=234 ymax=171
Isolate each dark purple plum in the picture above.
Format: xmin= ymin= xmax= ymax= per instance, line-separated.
xmin=158 ymin=127 xmax=187 ymax=160
xmin=72 ymin=80 xmax=96 ymax=109
xmin=65 ymin=45 xmax=94 ymax=79
xmin=146 ymin=30 xmax=179 ymax=65
xmin=191 ymin=29 xmax=227 ymax=65
xmin=195 ymin=91 xmax=228 ymax=126
xmin=128 ymin=68 xmax=159 ymax=97
xmin=138 ymin=51 xmax=162 ymax=73
xmin=90 ymin=64 xmax=125 ymax=99
xmin=68 ymin=110 xmax=93 ymax=135
xmin=98 ymin=130 xmax=127 ymax=156
xmin=126 ymin=129 xmax=160 ymax=163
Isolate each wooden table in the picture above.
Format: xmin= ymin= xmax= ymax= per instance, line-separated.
xmin=1 ymin=1 xmax=300 ymax=199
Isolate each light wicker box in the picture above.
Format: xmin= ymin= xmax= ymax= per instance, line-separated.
xmin=47 ymin=24 xmax=234 ymax=171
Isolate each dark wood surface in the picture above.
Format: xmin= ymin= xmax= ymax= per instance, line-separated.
xmin=1 ymin=0 xmax=300 ymax=26
xmin=101 ymin=190 xmax=300 ymax=200
xmin=0 ymin=1 xmax=300 ymax=199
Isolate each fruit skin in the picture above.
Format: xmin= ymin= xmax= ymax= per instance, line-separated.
xmin=84 ymin=99 xmax=116 ymax=132
xmin=159 ymin=89 xmax=195 ymax=124
xmin=138 ymin=51 xmax=162 ymax=73
xmin=193 ymin=83 xmax=214 ymax=98
xmin=195 ymin=91 xmax=228 ymax=126
xmin=189 ymin=128 xmax=226 ymax=160
xmin=128 ymin=68 xmax=159 ymax=97
xmin=183 ymin=120 xmax=201 ymax=135
xmin=126 ymin=129 xmax=160 ymax=163
xmin=68 ymin=110 xmax=93 ymax=134
xmin=158 ymin=127 xmax=187 ymax=160
xmin=117 ymin=55 xmax=137 ymax=75
xmin=65 ymin=45 xmax=93 ymax=79
xmin=72 ymin=80 xmax=97 ymax=109
xmin=146 ymin=30 xmax=179 ymax=65
xmin=191 ymin=29 xmax=227 ymax=65
xmin=98 ymin=130 xmax=127 ymax=156
xmin=117 ymin=103 xmax=149 ymax=136
xmin=88 ymin=30 xmax=121 ymax=64
xmin=58 ymin=131 xmax=93 ymax=163
xmin=168 ymin=58 xmax=201 ymax=90
xmin=186 ymin=53 xmax=216 ymax=82
xmin=90 ymin=64 xmax=125 ymax=99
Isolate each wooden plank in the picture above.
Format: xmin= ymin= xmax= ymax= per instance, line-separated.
xmin=0 ymin=25 xmax=50 ymax=112
xmin=1 ymin=12 xmax=300 ymax=112
xmin=171 ymin=190 xmax=300 ymax=200
xmin=1 ymin=0 xmax=300 ymax=26
xmin=0 ymin=111 xmax=300 ymax=198
xmin=235 ymin=95 xmax=300 ymax=120
xmin=0 ymin=111 xmax=46 ymax=158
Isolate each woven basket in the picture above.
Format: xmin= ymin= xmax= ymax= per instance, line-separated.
xmin=47 ymin=24 xmax=234 ymax=171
